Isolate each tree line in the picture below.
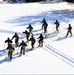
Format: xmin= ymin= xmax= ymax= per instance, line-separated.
xmin=63 ymin=0 xmax=74 ymax=3
xmin=3 ymin=0 xmax=74 ymax=3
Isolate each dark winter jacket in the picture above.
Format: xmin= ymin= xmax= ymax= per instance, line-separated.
xmin=38 ymin=34 xmax=44 ymax=41
xmin=41 ymin=18 xmax=48 ymax=28
xmin=54 ymin=20 xmax=60 ymax=27
xmin=27 ymin=24 xmax=33 ymax=32
xmin=19 ymin=41 xmax=27 ymax=49
xmin=41 ymin=18 xmax=46 ymax=23
xmin=12 ymin=33 xmax=19 ymax=43
xmin=5 ymin=38 xmax=12 ymax=45
xmin=12 ymin=33 xmax=19 ymax=40
xmin=67 ymin=24 xmax=72 ymax=31
xmin=29 ymin=37 xmax=36 ymax=44
xmin=8 ymin=45 xmax=15 ymax=51
xmin=23 ymin=30 xmax=30 ymax=37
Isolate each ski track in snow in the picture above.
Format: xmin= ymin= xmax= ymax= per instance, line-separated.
xmin=43 ymin=44 xmax=74 ymax=68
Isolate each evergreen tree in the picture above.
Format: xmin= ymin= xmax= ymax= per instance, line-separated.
xmin=63 ymin=0 xmax=74 ymax=3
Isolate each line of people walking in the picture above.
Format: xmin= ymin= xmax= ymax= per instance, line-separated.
xmin=5 ymin=24 xmax=44 ymax=59
xmin=4 ymin=18 xmax=73 ymax=60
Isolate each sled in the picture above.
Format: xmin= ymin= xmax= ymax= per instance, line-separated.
xmin=43 ymin=31 xmax=59 ymax=38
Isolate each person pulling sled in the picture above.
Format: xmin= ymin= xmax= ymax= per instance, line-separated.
xmin=54 ymin=20 xmax=60 ymax=32
xmin=41 ymin=18 xmax=48 ymax=33
xmin=66 ymin=24 xmax=72 ymax=37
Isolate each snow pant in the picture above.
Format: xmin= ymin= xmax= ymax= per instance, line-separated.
xmin=20 ymin=47 xmax=25 ymax=56
xmin=56 ymin=26 xmax=59 ymax=32
xmin=6 ymin=44 xmax=12 ymax=50
xmin=42 ymin=24 xmax=44 ymax=29
xmin=38 ymin=40 xmax=43 ymax=47
xmin=44 ymin=26 xmax=47 ymax=33
xmin=8 ymin=50 xmax=13 ymax=60
xmin=26 ymin=35 xmax=29 ymax=42
xmin=15 ymin=39 xmax=19 ymax=47
xmin=29 ymin=29 xmax=32 ymax=34
xmin=66 ymin=30 xmax=72 ymax=37
xmin=31 ymin=42 xmax=35 ymax=49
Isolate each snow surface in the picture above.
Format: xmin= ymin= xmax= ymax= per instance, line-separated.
xmin=0 ymin=1 xmax=74 ymax=74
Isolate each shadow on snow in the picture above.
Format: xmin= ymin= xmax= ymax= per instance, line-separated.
xmin=0 ymin=50 xmax=20 ymax=64
xmin=25 ymin=48 xmax=33 ymax=52
xmin=54 ymin=36 xmax=72 ymax=41
xmin=54 ymin=36 xmax=66 ymax=41
xmin=0 ymin=49 xmax=5 ymax=57
xmin=0 ymin=48 xmax=34 ymax=64
xmin=5 ymin=9 xmax=74 ymax=27
xmin=0 ymin=29 xmax=25 ymax=39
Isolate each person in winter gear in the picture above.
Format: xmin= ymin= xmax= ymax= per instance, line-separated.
xmin=29 ymin=34 xmax=36 ymax=49
xmin=18 ymin=40 xmax=27 ymax=56
xmin=5 ymin=37 xmax=13 ymax=50
xmin=54 ymin=20 xmax=60 ymax=32
xmin=66 ymin=24 xmax=72 ymax=37
xmin=7 ymin=44 xmax=15 ymax=60
xmin=41 ymin=18 xmax=48 ymax=33
xmin=23 ymin=30 xmax=30 ymax=42
xmin=41 ymin=18 xmax=46 ymax=29
xmin=38 ymin=34 xmax=44 ymax=47
xmin=27 ymin=24 xmax=33 ymax=33
xmin=12 ymin=33 xmax=19 ymax=47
